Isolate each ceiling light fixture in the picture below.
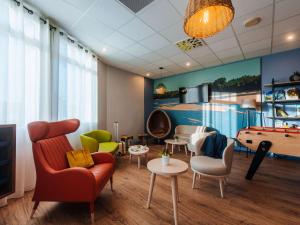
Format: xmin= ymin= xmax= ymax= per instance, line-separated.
xmin=146 ymin=73 xmax=150 ymax=77
xmin=186 ymin=62 xmax=191 ymax=67
xmin=184 ymin=0 xmax=235 ymax=38
xmin=286 ymin=34 xmax=295 ymax=41
xmin=244 ymin=17 xmax=262 ymax=28
xmin=101 ymin=47 xmax=107 ymax=53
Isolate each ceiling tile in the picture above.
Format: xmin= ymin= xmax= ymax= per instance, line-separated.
xmin=237 ymin=25 xmax=272 ymax=45
xmin=272 ymin=39 xmax=300 ymax=53
xmin=168 ymin=0 xmax=187 ymax=16
xmin=208 ymin=37 xmax=239 ymax=52
xmin=232 ymin=5 xmax=273 ymax=34
xmin=160 ymin=21 xmax=188 ymax=43
xmin=222 ymin=55 xmax=244 ymax=64
xmin=62 ymin=0 xmax=94 ymax=12
xmin=139 ymin=52 xmax=164 ymax=63
xmin=244 ymin=48 xmax=271 ymax=59
xmin=140 ymin=33 xmax=170 ymax=51
xmin=87 ymin=0 xmax=134 ymax=29
xmin=153 ymin=58 xmax=174 ymax=67
xmin=164 ymin=63 xmax=185 ymax=72
xmin=215 ymin=47 xmax=243 ymax=59
xmin=272 ymin=29 xmax=300 ymax=46
xmin=103 ymin=32 xmax=135 ymax=49
xmin=118 ymin=18 xmax=155 ymax=41
xmin=124 ymin=43 xmax=151 ymax=56
xmin=186 ymin=45 xmax=214 ymax=58
xmin=273 ymin=14 xmax=300 ymax=36
xmin=242 ymin=38 xmax=271 ymax=53
xmin=155 ymin=44 xmax=183 ymax=57
xmin=204 ymin=26 xmax=235 ymax=44
xmin=201 ymin=59 xmax=223 ymax=68
xmin=232 ymin=0 xmax=273 ymax=18
xmin=275 ymin=0 xmax=300 ymax=22
xmin=71 ymin=15 xmax=114 ymax=42
xmin=138 ymin=0 xmax=182 ymax=32
xmin=169 ymin=53 xmax=193 ymax=64
xmin=26 ymin=0 xmax=82 ymax=29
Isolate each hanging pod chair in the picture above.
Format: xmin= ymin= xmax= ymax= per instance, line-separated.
xmin=147 ymin=109 xmax=171 ymax=139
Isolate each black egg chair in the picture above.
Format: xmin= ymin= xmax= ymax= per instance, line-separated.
xmin=147 ymin=109 xmax=171 ymax=139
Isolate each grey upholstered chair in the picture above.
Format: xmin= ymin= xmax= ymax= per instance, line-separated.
xmin=190 ymin=139 xmax=235 ymax=198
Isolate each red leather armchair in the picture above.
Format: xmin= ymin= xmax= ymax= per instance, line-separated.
xmin=27 ymin=119 xmax=115 ymax=223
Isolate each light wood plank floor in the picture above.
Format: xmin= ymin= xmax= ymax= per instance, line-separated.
xmin=0 ymin=145 xmax=300 ymax=225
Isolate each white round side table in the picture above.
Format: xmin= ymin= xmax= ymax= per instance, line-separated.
xmin=128 ymin=145 xmax=149 ymax=169
xmin=165 ymin=139 xmax=188 ymax=155
xmin=146 ymin=158 xmax=188 ymax=225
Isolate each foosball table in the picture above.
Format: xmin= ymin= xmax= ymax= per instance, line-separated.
xmin=237 ymin=126 xmax=300 ymax=180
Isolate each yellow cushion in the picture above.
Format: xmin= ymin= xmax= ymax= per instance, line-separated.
xmin=66 ymin=149 xmax=94 ymax=168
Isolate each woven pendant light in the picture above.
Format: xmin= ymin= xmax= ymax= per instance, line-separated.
xmin=184 ymin=0 xmax=235 ymax=38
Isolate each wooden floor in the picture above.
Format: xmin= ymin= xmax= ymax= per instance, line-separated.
xmin=1 ymin=145 xmax=300 ymax=225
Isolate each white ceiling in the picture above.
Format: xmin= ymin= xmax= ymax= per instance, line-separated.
xmin=25 ymin=0 xmax=300 ymax=79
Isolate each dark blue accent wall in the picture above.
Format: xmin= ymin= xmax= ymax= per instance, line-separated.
xmin=262 ymin=48 xmax=300 ymax=86
xmin=144 ymin=77 xmax=154 ymax=131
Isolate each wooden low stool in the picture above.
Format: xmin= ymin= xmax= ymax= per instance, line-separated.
xmin=120 ymin=135 xmax=133 ymax=153
xmin=138 ymin=133 xmax=149 ymax=146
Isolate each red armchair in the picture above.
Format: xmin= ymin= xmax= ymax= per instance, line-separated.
xmin=27 ymin=119 xmax=115 ymax=223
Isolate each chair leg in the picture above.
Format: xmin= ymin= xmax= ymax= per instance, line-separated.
xmin=192 ymin=171 xmax=197 ymax=189
xmin=110 ymin=176 xmax=113 ymax=192
xmin=30 ymin=201 xmax=39 ymax=218
xmin=89 ymin=201 xmax=95 ymax=224
xmin=219 ymin=179 xmax=224 ymax=198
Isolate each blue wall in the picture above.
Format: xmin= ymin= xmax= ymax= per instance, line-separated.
xmin=144 ymin=48 xmax=300 ymax=134
xmin=262 ymin=48 xmax=300 ymax=127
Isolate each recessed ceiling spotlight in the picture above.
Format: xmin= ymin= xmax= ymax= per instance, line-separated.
xmin=286 ymin=34 xmax=295 ymax=41
xmin=186 ymin=62 xmax=191 ymax=67
xmin=101 ymin=47 xmax=107 ymax=53
xmin=146 ymin=73 xmax=150 ymax=77
xmin=244 ymin=17 xmax=262 ymax=28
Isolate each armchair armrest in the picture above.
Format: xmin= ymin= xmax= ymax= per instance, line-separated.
xmin=92 ymin=152 xmax=115 ymax=165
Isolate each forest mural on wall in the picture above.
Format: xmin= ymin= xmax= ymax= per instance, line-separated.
xmin=153 ymin=58 xmax=262 ymax=138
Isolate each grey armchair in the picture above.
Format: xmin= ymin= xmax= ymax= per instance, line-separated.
xmin=190 ymin=139 xmax=235 ymax=198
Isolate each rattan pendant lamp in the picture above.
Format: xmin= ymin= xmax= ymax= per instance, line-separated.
xmin=184 ymin=0 xmax=235 ymax=38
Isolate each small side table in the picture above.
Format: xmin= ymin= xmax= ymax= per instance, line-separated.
xmin=146 ymin=158 xmax=188 ymax=225
xmin=128 ymin=145 xmax=149 ymax=169
xmin=138 ymin=133 xmax=149 ymax=145
xmin=165 ymin=139 xmax=188 ymax=155
xmin=121 ymin=135 xmax=133 ymax=153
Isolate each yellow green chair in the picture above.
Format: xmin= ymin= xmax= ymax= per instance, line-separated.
xmin=80 ymin=130 xmax=119 ymax=154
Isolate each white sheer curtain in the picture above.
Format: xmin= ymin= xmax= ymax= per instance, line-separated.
xmin=0 ymin=0 xmax=98 ymax=206
xmin=56 ymin=34 xmax=98 ymax=147
xmin=0 ymin=0 xmax=50 ymax=206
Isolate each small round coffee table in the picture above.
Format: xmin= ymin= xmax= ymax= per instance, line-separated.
xmin=165 ymin=139 xmax=188 ymax=155
xmin=146 ymin=158 xmax=188 ymax=225
xmin=128 ymin=145 xmax=149 ymax=169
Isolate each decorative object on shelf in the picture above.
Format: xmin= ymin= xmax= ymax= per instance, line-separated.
xmin=285 ymin=87 xmax=300 ymax=100
xmin=161 ymin=147 xmax=170 ymax=166
xmin=275 ymin=106 xmax=289 ymax=117
xmin=264 ymin=90 xmax=273 ymax=101
xmin=241 ymin=99 xmax=256 ymax=128
xmin=275 ymin=89 xmax=286 ymax=100
xmin=283 ymin=122 xmax=289 ymax=128
xmin=275 ymin=121 xmax=283 ymax=128
xmin=289 ymin=71 xmax=300 ymax=82
xmin=155 ymin=83 xmax=167 ymax=95
xmin=184 ymin=0 xmax=235 ymax=38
